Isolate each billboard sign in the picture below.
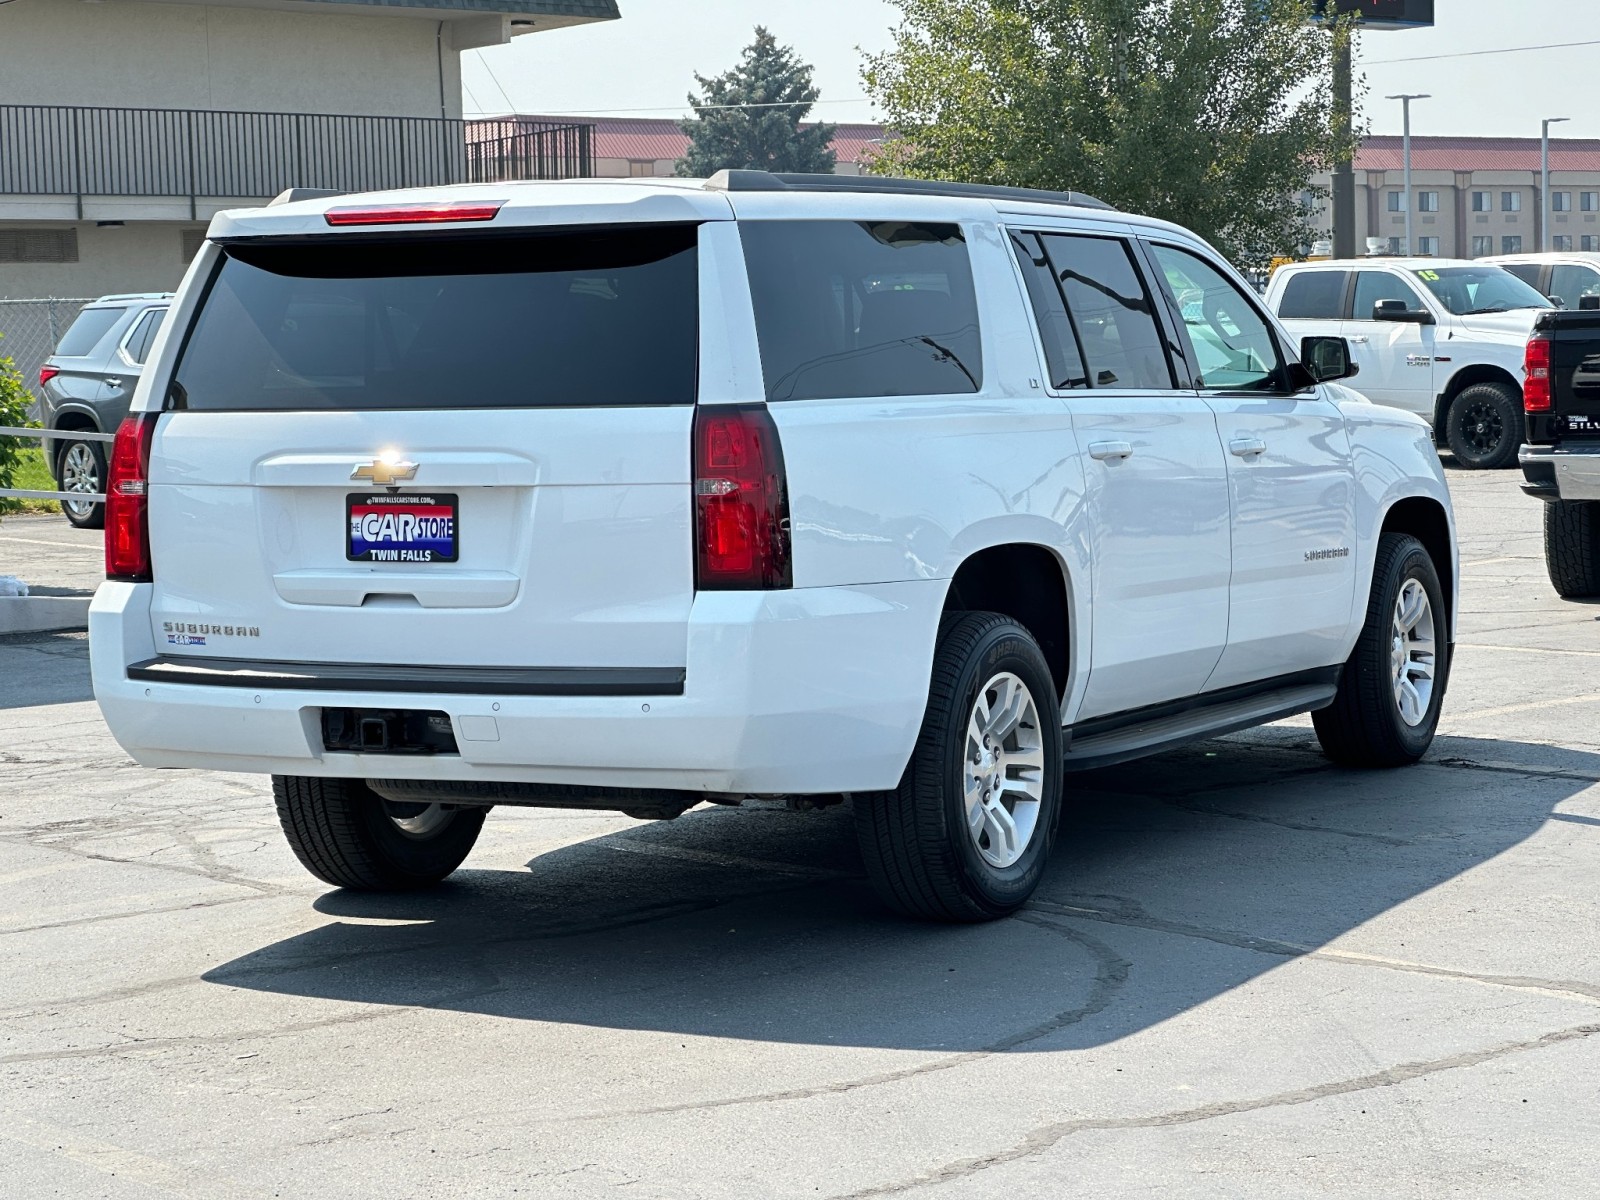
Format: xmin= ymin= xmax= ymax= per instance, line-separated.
xmin=1313 ymin=0 xmax=1435 ymax=29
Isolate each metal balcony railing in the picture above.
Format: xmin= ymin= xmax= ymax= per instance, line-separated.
xmin=0 ymin=105 xmax=595 ymax=214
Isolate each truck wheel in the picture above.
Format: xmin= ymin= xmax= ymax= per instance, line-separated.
xmin=1313 ymin=533 xmax=1449 ymax=768
xmin=56 ymin=438 xmax=106 ymax=529
xmin=1444 ymin=383 xmax=1520 ymax=470
xmin=854 ymin=612 xmax=1063 ymax=922
xmin=272 ymin=775 xmax=485 ymax=890
xmin=1545 ymin=499 xmax=1600 ymax=598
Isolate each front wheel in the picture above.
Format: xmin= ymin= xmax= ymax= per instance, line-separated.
xmin=1444 ymin=383 xmax=1521 ymax=470
xmin=272 ymin=775 xmax=485 ymax=890
xmin=854 ymin=612 xmax=1063 ymax=922
xmin=1313 ymin=533 xmax=1449 ymax=767
xmin=56 ymin=438 xmax=106 ymax=529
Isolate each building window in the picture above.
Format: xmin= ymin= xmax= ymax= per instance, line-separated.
xmin=1503 ymin=235 xmax=1524 ymax=254
xmin=1554 ymin=192 xmax=1573 ymax=213
xmin=1387 ymin=191 xmax=1407 ymax=213
xmin=0 ymin=227 xmax=79 ymax=264
xmin=180 ymin=228 xmax=207 ymax=262
xmin=1471 ymin=191 xmax=1492 ymax=212
xmin=1555 ymin=235 xmax=1575 ymax=252
xmin=1503 ymin=192 xmax=1523 ymax=212
xmin=1387 ymin=237 xmax=1406 ymax=255
xmin=1584 ymin=193 xmax=1600 ymax=212
xmin=1416 ymin=191 xmax=1440 ymax=213
xmin=1585 ymin=236 xmax=1600 ymax=252
xmin=627 ymin=160 xmax=655 ymax=177
xmin=1416 ymin=236 xmax=1440 ymax=256
xmin=1472 ymin=236 xmax=1494 ymax=257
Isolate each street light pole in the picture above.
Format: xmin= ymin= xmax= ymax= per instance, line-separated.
xmin=1543 ymin=117 xmax=1571 ymax=252
xmin=1387 ymin=94 xmax=1429 ymax=255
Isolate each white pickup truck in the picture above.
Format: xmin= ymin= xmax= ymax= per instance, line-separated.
xmin=1265 ymin=258 xmax=1552 ymax=468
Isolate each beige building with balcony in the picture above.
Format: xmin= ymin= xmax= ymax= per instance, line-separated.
xmin=1310 ymin=136 xmax=1600 ymax=259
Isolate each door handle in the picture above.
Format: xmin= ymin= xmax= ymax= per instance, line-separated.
xmin=104 ymin=377 xmax=123 ymax=388
xmin=1088 ymin=440 xmax=1134 ymax=461
xmin=1230 ymin=437 xmax=1267 ymax=458
xmin=1348 ymin=336 xmax=1369 ymax=344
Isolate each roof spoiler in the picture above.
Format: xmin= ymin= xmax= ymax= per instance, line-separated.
xmin=703 ymin=170 xmax=1115 ymax=212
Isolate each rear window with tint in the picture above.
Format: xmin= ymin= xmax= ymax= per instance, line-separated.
xmin=169 ymin=227 xmax=699 ymax=411
xmin=741 ymin=220 xmax=982 ymax=401
xmin=56 ymin=306 xmax=125 ymax=357
xmin=1276 ymin=271 xmax=1348 ymax=320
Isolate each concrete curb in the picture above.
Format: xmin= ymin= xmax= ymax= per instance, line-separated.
xmin=0 ymin=596 xmax=91 ymax=635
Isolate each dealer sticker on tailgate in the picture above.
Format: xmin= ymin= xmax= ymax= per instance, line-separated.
xmin=347 ymin=492 xmax=459 ymax=563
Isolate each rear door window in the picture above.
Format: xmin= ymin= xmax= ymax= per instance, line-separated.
xmin=1039 ymin=234 xmax=1175 ymax=390
xmin=169 ymin=227 xmax=699 ymax=411
xmin=1501 ymin=264 xmax=1544 ymax=292
xmin=1276 ymin=271 xmax=1348 ymax=320
xmin=55 ymin=307 xmax=125 ymax=358
xmin=122 ymin=308 xmax=167 ymax=365
xmin=740 ymin=220 xmax=982 ymax=401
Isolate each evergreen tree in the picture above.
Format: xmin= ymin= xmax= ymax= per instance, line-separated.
xmin=677 ymin=28 xmax=837 ymax=177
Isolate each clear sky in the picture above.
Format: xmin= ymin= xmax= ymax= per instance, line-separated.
xmin=465 ymin=0 xmax=1595 ymax=141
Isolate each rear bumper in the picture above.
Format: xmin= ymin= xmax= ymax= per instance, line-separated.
xmin=1520 ymin=445 xmax=1600 ymax=502
xmin=90 ymin=579 xmax=943 ymax=795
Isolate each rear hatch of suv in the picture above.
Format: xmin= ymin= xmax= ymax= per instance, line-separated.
xmin=145 ymin=219 xmax=702 ymax=673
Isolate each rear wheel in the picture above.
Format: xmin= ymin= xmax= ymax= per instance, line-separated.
xmin=55 ymin=438 xmax=106 ymax=529
xmin=1544 ymin=499 xmax=1600 ymax=598
xmin=1444 ymin=383 xmax=1520 ymax=470
xmin=272 ymin=775 xmax=485 ymax=890
xmin=854 ymin=612 xmax=1063 ymax=922
xmin=1314 ymin=534 xmax=1449 ymax=767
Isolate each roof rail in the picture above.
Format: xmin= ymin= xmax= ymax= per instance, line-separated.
xmin=95 ymin=292 xmax=175 ymax=302
xmin=703 ymin=170 xmax=1115 ymax=212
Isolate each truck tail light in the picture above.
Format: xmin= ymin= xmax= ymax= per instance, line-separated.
xmin=38 ymin=366 xmax=60 ymax=387
xmin=692 ymin=405 xmax=792 ymax=590
xmin=105 ymin=414 xmax=158 ymax=582
xmin=1525 ymin=333 xmax=1553 ymax=413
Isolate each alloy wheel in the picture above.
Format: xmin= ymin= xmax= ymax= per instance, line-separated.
xmin=1390 ymin=579 xmax=1438 ymax=727
xmin=962 ymin=672 xmax=1046 ymax=869
xmin=61 ymin=442 xmax=100 ymax=519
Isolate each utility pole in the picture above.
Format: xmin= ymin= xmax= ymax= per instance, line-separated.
xmin=1331 ymin=38 xmax=1356 ymax=258
xmin=1388 ymin=93 xmax=1429 ymax=255
xmin=1543 ymin=116 xmax=1571 ymax=252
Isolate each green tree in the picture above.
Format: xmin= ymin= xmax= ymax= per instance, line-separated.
xmin=677 ymin=27 xmax=837 ymax=177
xmin=865 ymin=0 xmax=1357 ymax=268
xmin=0 ymin=338 xmax=35 ymax=516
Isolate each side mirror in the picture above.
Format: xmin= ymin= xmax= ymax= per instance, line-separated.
xmin=1301 ymin=335 xmax=1360 ymax=385
xmin=1549 ymin=296 xmax=1567 ymax=310
xmin=1581 ymin=295 xmax=1600 ymax=311
xmin=1373 ymin=299 xmax=1436 ymax=325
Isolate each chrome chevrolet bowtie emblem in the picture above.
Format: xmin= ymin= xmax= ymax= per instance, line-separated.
xmin=351 ymin=458 xmax=418 ymax=486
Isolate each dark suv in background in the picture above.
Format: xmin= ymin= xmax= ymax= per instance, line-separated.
xmin=39 ymin=293 xmax=172 ymax=528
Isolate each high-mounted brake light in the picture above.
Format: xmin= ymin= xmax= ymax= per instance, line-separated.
xmin=1525 ymin=333 xmax=1553 ymax=413
xmin=105 ymin=414 xmax=158 ymax=582
xmin=693 ymin=405 xmax=792 ymax=590
xmin=38 ymin=366 xmax=60 ymax=387
xmin=323 ymin=201 xmax=505 ymax=227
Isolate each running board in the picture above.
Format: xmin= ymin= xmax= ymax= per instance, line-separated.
xmin=1061 ymin=674 xmax=1339 ymax=772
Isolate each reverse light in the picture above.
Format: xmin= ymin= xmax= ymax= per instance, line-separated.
xmin=38 ymin=366 xmax=60 ymax=387
xmin=105 ymin=414 xmax=158 ymax=582
xmin=324 ymin=201 xmax=505 ymax=227
xmin=1525 ymin=333 xmax=1553 ymax=413
xmin=692 ymin=405 xmax=792 ymax=590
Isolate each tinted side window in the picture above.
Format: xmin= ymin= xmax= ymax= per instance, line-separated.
xmin=1352 ymin=272 xmax=1427 ymax=319
xmin=1009 ymin=230 xmax=1088 ymax=389
xmin=56 ymin=307 xmax=125 ymax=357
xmin=742 ymin=220 xmax=982 ymax=401
xmin=1277 ymin=271 xmax=1348 ymax=320
xmin=124 ymin=309 xmax=167 ymax=365
xmin=1040 ymin=234 xmax=1174 ymax=390
xmin=1502 ymin=264 xmax=1544 ymax=291
xmin=1550 ymin=265 xmax=1600 ymax=309
xmin=1150 ymin=245 xmax=1283 ymax=392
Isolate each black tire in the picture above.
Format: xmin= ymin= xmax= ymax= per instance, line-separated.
xmin=55 ymin=437 xmax=106 ymax=529
xmin=1313 ymin=533 xmax=1449 ymax=768
xmin=1444 ymin=383 xmax=1521 ymax=470
xmin=854 ymin=612 xmax=1063 ymax=922
xmin=1544 ymin=499 xmax=1600 ymax=599
xmin=272 ymin=775 xmax=485 ymax=890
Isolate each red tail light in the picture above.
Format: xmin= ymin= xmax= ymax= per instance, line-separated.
xmin=1525 ymin=333 xmax=1553 ymax=413
xmin=105 ymin=414 xmax=158 ymax=582
xmin=693 ymin=405 xmax=792 ymax=590
xmin=38 ymin=366 xmax=60 ymax=387
xmin=324 ymin=201 xmax=505 ymax=227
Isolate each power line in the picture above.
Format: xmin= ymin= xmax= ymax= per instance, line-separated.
xmin=473 ymin=49 xmax=517 ymax=111
xmin=1359 ymin=37 xmax=1600 ymax=67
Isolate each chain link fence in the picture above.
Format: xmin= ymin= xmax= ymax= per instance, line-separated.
xmin=0 ymin=298 xmax=95 ymax=420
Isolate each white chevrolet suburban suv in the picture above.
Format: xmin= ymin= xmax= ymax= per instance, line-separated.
xmin=90 ymin=174 xmax=1458 ymax=922
xmin=1266 ymin=258 xmax=1552 ymax=469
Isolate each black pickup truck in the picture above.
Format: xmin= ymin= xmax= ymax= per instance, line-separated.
xmin=1521 ymin=307 xmax=1600 ymax=596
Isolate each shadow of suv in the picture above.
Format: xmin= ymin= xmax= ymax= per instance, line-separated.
xmin=39 ymin=292 xmax=172 ymax=528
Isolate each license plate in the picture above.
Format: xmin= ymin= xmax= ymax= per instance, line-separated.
xmin=347 ymin=492 xmax=458 ymax=563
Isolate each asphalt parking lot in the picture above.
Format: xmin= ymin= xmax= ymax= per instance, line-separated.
xmin=4 ymin=467 xmax=1600 ymax=1198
